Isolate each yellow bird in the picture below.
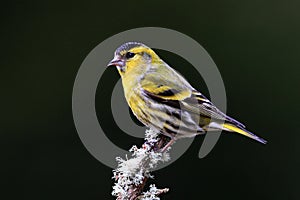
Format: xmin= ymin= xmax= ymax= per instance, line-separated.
xmin=107 ymin=42 xmax=266 ymax=146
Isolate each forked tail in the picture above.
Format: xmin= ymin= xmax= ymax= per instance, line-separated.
xmin=223 ymin=123 xmax=267 ymax=144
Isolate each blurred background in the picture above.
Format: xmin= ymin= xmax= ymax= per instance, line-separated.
xmin=1 ymin=0 xmax=299 ymax=199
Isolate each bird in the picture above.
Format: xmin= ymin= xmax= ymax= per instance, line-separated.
xmin=107 ymin=42 xmax=267 ymax=148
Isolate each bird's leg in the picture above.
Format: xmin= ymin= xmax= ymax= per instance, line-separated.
xmin=160 ymin=138 xmax=176 ymax=152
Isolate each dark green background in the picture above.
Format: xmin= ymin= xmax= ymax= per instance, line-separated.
xmin=1 ymin=0 xmax=299 ymax=199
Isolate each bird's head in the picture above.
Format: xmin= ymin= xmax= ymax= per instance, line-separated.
xmin=107 ymin=42 xmax=160 ymax=76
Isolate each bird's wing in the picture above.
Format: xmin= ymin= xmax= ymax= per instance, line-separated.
xmin=183 ymin=90 xmax=246 ymax=128
xmin=141 ymin=63 xmax=193 ymax=101
xmin=141 ymin=63 xmax=245 ymax=128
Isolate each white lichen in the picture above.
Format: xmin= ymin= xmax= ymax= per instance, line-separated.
xmin=112 ymin=129 xmax=170 ymax=200
xmin=140 ymin=184 xmax=161 ymax=200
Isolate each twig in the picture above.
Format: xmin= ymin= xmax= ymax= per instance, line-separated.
xmin=112 ymin=129 xmax=172 ymax=200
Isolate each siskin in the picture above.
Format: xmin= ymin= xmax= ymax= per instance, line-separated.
xmin=107 ymin=42 xmax=266 ymax=147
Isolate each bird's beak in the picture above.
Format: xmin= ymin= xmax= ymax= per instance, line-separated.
xmin=107 ymin=57 xmax=125 ymax=67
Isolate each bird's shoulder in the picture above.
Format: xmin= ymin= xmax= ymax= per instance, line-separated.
xmin=140 ymin=62 xmax=193 ymax=100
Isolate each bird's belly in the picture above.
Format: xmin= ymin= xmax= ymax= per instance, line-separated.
xmin=126 ymin=92 xmax=151 ymax=126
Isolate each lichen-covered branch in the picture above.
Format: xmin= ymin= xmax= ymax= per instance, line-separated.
xmin=112 ymin=129 xmax=172 ymax=200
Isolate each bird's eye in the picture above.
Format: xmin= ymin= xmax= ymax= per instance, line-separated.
xmin=125 ymin=52 xmax=135 ymax=59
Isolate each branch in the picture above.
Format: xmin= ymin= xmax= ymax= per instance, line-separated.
xmin=112 ymin=129 xmax=172 ymax=200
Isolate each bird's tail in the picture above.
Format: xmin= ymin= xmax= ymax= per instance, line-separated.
xmin=223 ymin=123 xmax=267 ymax=144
